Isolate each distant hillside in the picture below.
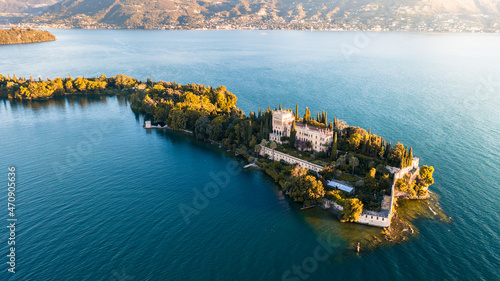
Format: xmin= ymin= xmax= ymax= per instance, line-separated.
xmin=0 ymin=27 xmax=56 ymax=45
xmin=18 ymin=0 xmax=500 ymax=32
xmin=0 ymin=0 xmax=61 ymax=23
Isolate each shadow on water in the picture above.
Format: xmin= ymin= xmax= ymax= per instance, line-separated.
xmin=397 ymin=192 xmax=451 ymax=224
xmin=297 ymin=191 xmax=451 ymax=255
xmin=1 ymin=94 xmax=130 ymax=112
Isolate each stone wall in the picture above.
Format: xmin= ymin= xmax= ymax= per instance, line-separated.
xmin=356 ymin=212 xmax=391 ymax=227
xmin=259 ymin=145 xmax=323 ymax=173
xmin=258 ymin=147 xmax=425 ymax=228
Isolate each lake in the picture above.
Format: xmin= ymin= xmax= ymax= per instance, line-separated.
xmin=0 ymin=30 xmax=499 ymax=280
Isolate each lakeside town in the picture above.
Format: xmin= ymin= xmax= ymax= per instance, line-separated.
xmin=2 ymin=14 xmax=499 ymax=33
xmin=1 ymin=0 xmax=499 ymax=33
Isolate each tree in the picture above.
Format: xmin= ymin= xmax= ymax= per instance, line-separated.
xmin=420 ymin=165 xmax=435 ymax=186
xmin=378 ymin=145 xmax=385 ymax=158
xmin=74 ymin=77 xmax=87 ymax=92
xmin=346 ymin=133 xmax=362 ymax=151
xmin=367 ymin=168 xmax=376 ymax=178
xmin=114 ymin=74 xmax=136 ymax=89
xmin=260 ymin=139 xmax=268 ymax=147
xmin=305 ymin=141 xmax=312 ymax=149
xmin=254 ymin=144 xmax=261 ymax=155
xmin=349 ymin=156 xmax=359 ymax=174
xmin=395 ymin=179 xmax=410 ymax=192
xmin=330 ymin=132 xmax=338 ymax=160
xmin=249 ymin=135 xmax=257 ymax=150
xmin=388 ymin=142 xmax=405 ymax=167
xmin=286 ymin=166 xmax=325 ymax=206
xmin=341 ymin=198 xmax=363 ymax=222
xmin=295 ymin=104 xmax=299 ymax=120
xmin=64 ymin=80 xmax=74 ymax=93
xmin=304 ymin=107 xmax=311 ymax=122
xmin=153 ymin=106 xmax=168 ymax=122
xmin=289 ymin=120 xmax=297 ymax=148
xmin=194 ymin=116 xmax=210 ymax=140
xmin=269 ymin=141 xmax=277 ymax=161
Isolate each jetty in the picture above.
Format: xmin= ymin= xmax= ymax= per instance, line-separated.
xmin=144 ymin=120 xmax=168 ymax=129
xmin=243 ymin=159 xmax=259 ymax=169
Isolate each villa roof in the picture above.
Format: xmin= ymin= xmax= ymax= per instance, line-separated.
xmin=296 ymin=122 xmax=332 ymax=134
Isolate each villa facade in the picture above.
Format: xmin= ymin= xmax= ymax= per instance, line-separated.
xmin=269 ymin=110 xmax=334 ymax=152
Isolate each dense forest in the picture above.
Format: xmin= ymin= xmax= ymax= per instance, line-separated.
xmin=0 ymin=74 xmax=434 ymax=223
xmin=0 ymin=27 xmax=56 ymax=45
xmin=0 ymin=74 xmax=136 ymax=99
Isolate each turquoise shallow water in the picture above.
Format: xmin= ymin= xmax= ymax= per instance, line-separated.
xmin=0 ymin=30 xmax=499 ymax=280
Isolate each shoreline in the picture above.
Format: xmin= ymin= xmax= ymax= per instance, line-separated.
xmin=140 ymin=120 xmax=442 ymax=250
xmin=1 ymin=75 xmax=444 ymax=249
xmin=3 ymin=25 xmax=499 ymax=34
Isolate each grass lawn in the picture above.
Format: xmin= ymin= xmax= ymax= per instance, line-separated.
xmin=337 ymin=173 xmax=362 ymax=182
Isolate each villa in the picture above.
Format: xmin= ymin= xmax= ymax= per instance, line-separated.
xmin=269 ymin=110 xmax=334 ymax=152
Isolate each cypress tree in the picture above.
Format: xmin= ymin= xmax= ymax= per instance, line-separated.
xmin=386 ymin=142 xmax=391 ymax=158
xmin=264 ymin=119 xmax=269 ymax=139
xmin=368 ymin=137 xmax=372 ymax=155
xmin=362 ymin=137 xmax=368 ymax=154
xmin=295 ymin=104 xmax=299 ymax=120
xmin=258 ymin=108 xmax=261 ymax=118
xmin=290 ymin=120 xmax=297 ymax=148
xmin=269 ymin=114 xmax=273 ymax=131
xmin=246 ymin=121 xmax=252 ymax=144
xmin=378 ymin=144 xmax=385 ymax=158
xmin=330 ymin=131 xmax=338 ymax=160
xmin=279 ymin=104 xmax=282 ymax=110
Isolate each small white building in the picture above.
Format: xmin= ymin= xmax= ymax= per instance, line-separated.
xmin=144 ymin=121 xmax=152 ymax=128
xmin=327 ymin=180 xmax=354 ymax=193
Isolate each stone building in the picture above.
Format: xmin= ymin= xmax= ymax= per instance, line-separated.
xmin=259 ymin=145 xmax=324 ymax=173
xmin=269 ymin=110 xmax=334 ymax=152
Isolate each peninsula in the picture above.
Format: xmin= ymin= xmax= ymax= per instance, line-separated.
xmin=0 ymin=27 xmax=56 ymax=45
xmin=0 ymin=74 xmax=438 ymax=234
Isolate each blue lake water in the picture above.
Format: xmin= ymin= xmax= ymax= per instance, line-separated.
xmin=0 ymin=30 xmax=499 ymax=280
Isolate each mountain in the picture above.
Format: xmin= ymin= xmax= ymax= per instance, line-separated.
xmin=17 ymin=0 xmax=500 ymax=31
xmin=0 ymin=0 xmax=61 ymax=23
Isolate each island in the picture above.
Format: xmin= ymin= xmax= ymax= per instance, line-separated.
xmin=0 ymin=74 xmax=446 ymax=247
xmin=0 ymin=27 xmax=56 ymax=45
